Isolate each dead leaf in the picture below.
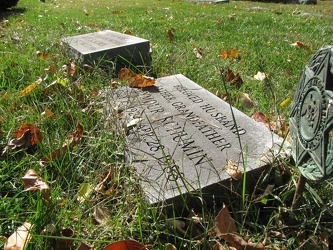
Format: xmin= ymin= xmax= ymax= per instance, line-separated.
xmin=167 ymin=28 xmax=175 ymax=42
xmin=127 ymin=118 xmax=142 ymax=129
xmin=290 ymin=41 xmax=306 ymax=48
xmin=227 ymin=49 xmax=239 ymax=59
xmin=220 ymin=68 xmax=243 ymax=88
xmin=118 ymin=68 xmax=135 ymax=81
xmin=167 ymin=218 xmax=186 ymax=235
xmin=131 ymin=74 xmax=155 ymax=88
xmin=37 ymin=51 xmax=49 ymax=59
xmin=67 ymin=60 xmax=76 ymax=76
xmin=269 ymin=230 xmax=286 ymax=239
xmin=220 ymin=49 xmax=240 ymax=61
xmin=95 ymin=166 xmax=115 ymax=194
xmin=220 ymin=50 xmax=228 ymax=59
xmin=193 ymin=48 xmax=203 ymax=58
xmin=1 ymin=91 xmax=10 ymax=101
xmin=41 ymin=123 xmax=83 ymax=161
xmin=165 ymin=243 xmax=177 ymax=250
xmin=14 ymin=123 xmax=42 ymax=146
xmin=41 ymin=109 xmax=55 ymax=119
xmin=123 ymin=29 xmax=134 ymax=36
xmin=83 ymin=64 xmax=94 ymax=74
xmin=215 ymin=203 xmax=237 ymax=235
xmin=269 ymin=115 xmax=289 ymax=138
xmin=238 ymin=92 xmax=254 ymax=109
xmin=45 ymin=64 xmax=56 ymax=73
xmin=219 ymin=233 xmax=265 ymax=250
xmin=93 ymin=205 xmax=110 ymax=225
xmin=104 ymin=239 xmax=146 ymax=250
xmin=4 ymin=222 xmax=32 ymax=250
xmin=112 ymin=10 xmax=122 ymax=15
xmin=251 ymin=112 xmax=267 ymax=123
xmin=19 ymin=78 xmax=43 ymax=97
xmin=21 ymin=169 xmax=51 ymax=202
xmin=77 ymin=183 xmax=93 ymax=203
xmin=56 ymin=228 xmax=74 ymax=250
xmin=3 ymin=130 xmax=31 ymax=154
xmin=225 ymin=160 xmax=242 ymax=180
xmin=209 ymin=241 xmax=229 ymax=250
xmin=253 ymin=71 xmax=267 ymax=81
xmin=118 ymin=68 xmax=155 ymax=88
xmin=320 ymin=231 xmax=329 ymax=250
xmin=77 ymin=242 xmax=94 ymax=250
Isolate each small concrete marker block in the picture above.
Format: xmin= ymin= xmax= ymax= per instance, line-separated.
xmin=62 ymin=30 xmax=151 ymax=69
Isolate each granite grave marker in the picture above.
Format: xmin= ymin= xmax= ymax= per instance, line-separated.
xmin=111 ymin=74 xmax=286 ymax=206
xmin=62 ymin=30 xmax=151 ymax=71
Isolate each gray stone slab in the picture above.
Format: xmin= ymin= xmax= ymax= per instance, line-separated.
xmin=112 ymin=74 xmax=286 ymax=205
xmin=62 ymin=30 xmax=150 ymax=69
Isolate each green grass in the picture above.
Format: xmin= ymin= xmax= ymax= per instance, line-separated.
xmin=1 ymin=0 xmax=333 ymax=249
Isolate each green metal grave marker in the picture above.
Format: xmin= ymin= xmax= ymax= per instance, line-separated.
xmin=290 ymin=45 xmax=333 ymax=181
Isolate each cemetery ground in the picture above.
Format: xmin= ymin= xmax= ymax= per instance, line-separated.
xmin=1 ymin=0 xmax=333 ymax=249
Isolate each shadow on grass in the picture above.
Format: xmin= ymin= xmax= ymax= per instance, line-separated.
xmin=0 ymin=7 xmax=26 ymax=19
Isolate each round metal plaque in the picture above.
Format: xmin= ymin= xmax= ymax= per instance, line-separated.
xmin=290 ymin=46 xmax=333 ymax=181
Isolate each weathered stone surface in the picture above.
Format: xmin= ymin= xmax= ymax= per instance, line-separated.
xmin=290 ymin=45 xmax=333 ymax=181
xmin=112 ymin=74 xmax=286 ymax=205
xmin=62 ymin=30 xmax=150 ymax=70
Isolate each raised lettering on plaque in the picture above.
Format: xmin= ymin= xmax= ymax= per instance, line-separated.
xmin=111 ymin=74 xmax=285 ymax=204
xmin=290 ymin=45 xmax=333 ymax=181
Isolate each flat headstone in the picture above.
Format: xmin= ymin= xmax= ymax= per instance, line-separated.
xmin=111 ymin=74 xmax=286 ymax=206
xmin=62 ymin=30 xmax=150 ymax=70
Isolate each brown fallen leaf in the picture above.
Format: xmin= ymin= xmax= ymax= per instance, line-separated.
xmin=118 ymin=68 xmax=135 ymax=81
xmin=41 ymin=123 xmax=83 ymax=161
xmin=77 ymin=241 xmax=94 ymax=250
xmin=220 ymin=49 xmax=228 ymax=59
xmin=129 ymin=74 xmax=155 ymax=88
xmin=238 ymin=92 xmax=254 ymax=109
xmin=320 ymin=231 xmax=329 ymax=250
xmin=104 ymin=239 xmax=146 ymax=250
xmin=167 ymin=28 xmax=175 ymax=42
xmin=55 ymin=228 xmax=74 ymax=250
xmin=67 ymin=60 xmax=76 ymax=76
xmin=93 ymin=205 xmax=110 ymax=225
xmin=95 ymin=166 xmax=115 ymax=195
xmin=41 ymin=109 xmax=55 ymax=119
xmin=2 ymin=124 xmax=43 ymax=155
xmin=37 ymin=51 xmax=49 ymax=59
xmin=215 ymin=203 xmax=237 ymax=235
xmin=290 ymin=41 xmax=306 ymax=48
xmin=21 ymin=169 xmax=51 ymax=202
xmin=220 ymin=68 xmax=243 ymax=88
xmin=193 ymin=48 xmax=203 ymax=58
xmin=220 ymin=49 xmax=240 ymax=61
xmin=251 ymin=112 xmax=267 ymax=123
xmin=123 ymin=29 xmax=134 ymax=36
xmin=14 ymin=123 xmax=42 ymax=146
xmin=118 ymin=68 xmax=155 ymax=88
xmin=4 ymin=222 xmax=32 ymax=250
xmin=225 ymin=160 xmax=242 ymax=180
xmin=219 ymin=233 xmax=265 ymax=250
xmin=3 ymin=129 xmax=31 ymax=155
